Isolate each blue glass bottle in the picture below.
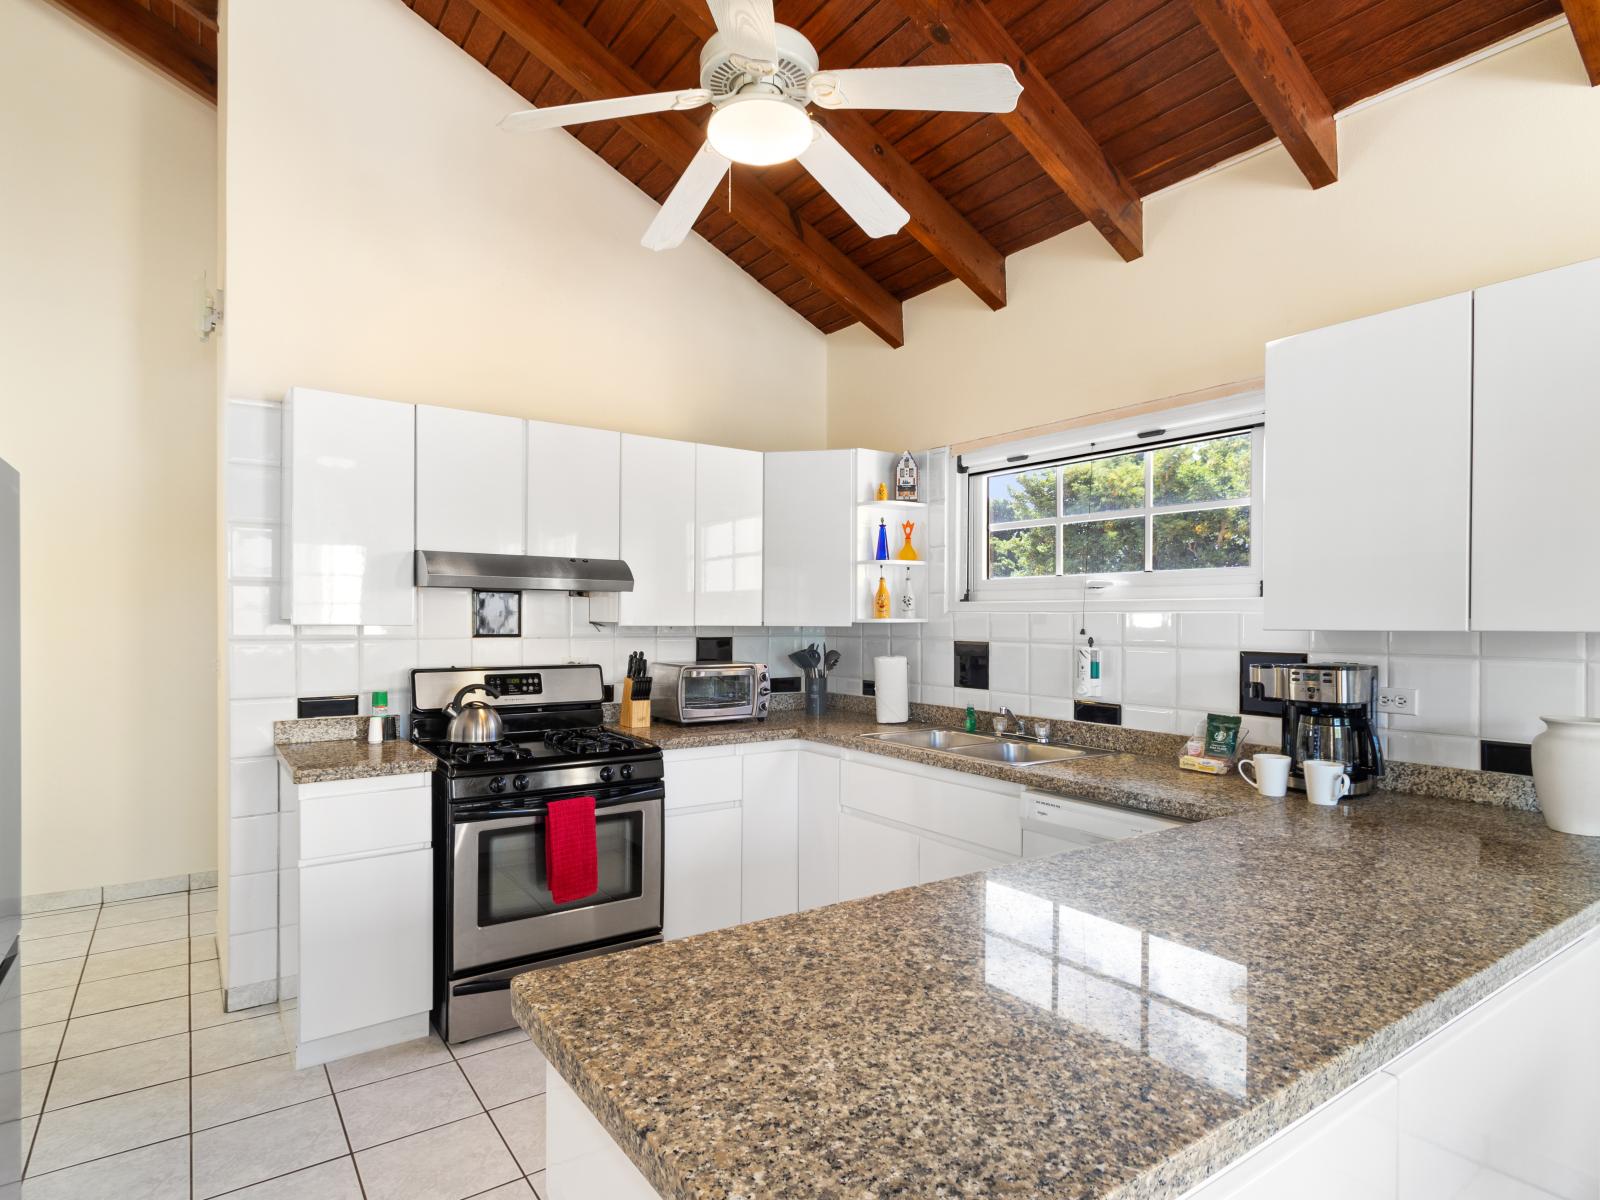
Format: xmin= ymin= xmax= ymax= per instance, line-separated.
xmin=875 ymin=518 xmax=888 ymax=561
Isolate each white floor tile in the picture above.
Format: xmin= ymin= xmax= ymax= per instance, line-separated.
xmin=89 ymin=915 xmax=190 ymax=955
xmin=190 ymin=989 xmax=276 ymax=1031
xmin=449 ymin=1026 xmax=530 ymax=1059
xmin=457 ymin=1042 xmax=546 ymax=1110
xmin=192 ymin=1011 xmax=290 ymax=1074
xmin=220 ymin=1156 xmax=364 ymax=1199
xmin=192 ymin=1096 xmax=349 ymax=1199
xmin=19 ymin=908 xmax=98 ymax=941
xmin=489 ymin=1094 xmax=546 ymax=1175
xmin=354 ymin=1113 xmax=521 ymax=1200
xmin=19 ymin=1135 xmax=189 ymax=1199
xmin=325 ymin=1033 xmax=453 ymax=1092
xmin=60 ymin=997 xmax=189 ymax=1059
xmin=96 ymin=894 xmax=188 ymax=928
xmin=335 ymin=1061 xmax=482 ymax=1150
xmin=20 ymin=985 xmax=74 ymax=1029
xmin=19 ymin=932 xmax=91 ymax=965
xmin=18 ymin=958 xmax=81 ymax=996
xmin=71 ymin=964 xmax=189 ymax=1018
xmin=27 ymin=1079 xmax=189 ymax=1175
xmin=82 ymin=939 xmax=188 ymax=983
xmin=43 ymin=1033 xmax=189 ymax=1110
xmin=192 ymin=1053 xmax=331 ymax=1131
xmin=20 ymin=1021 xmax=65 ymax=1068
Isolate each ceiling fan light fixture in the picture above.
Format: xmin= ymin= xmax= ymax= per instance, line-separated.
xmin=706 ymin=96 xmax=813 ymax=166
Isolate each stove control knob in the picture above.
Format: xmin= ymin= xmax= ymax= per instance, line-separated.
xmin=619 ymin=764 xmax=633 ymax=780
xmin=512 ymin=775 xmax=529 ymax=792
xmin=598 ymin=766 xmax=614 ymax=783
xmin=488 ymin=776 xmax=507 ymax=794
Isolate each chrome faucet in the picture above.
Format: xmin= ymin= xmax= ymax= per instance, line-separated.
xmin=995 ymin=706 xmax=1018 ymax=736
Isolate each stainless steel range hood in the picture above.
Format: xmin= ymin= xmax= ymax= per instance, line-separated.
xmin=414 ymin=550 xmax=634 ymax=592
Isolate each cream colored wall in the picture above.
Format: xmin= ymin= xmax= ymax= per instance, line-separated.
xmin=0 ymin=0 xmax=219 ymax=895
xmin=222 ymin=0 xmax=828 ymax=451
xmin=827 ymin=26 xmax=1600 ymax=450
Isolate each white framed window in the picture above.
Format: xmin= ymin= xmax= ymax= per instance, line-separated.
xmin=961 ymin=425 xmax=1263 ymax=606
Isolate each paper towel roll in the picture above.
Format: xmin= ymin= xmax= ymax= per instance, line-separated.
xmin=874 ymin=656 xmax=909 ymax=724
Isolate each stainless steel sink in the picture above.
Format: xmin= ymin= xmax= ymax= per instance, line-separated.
xmin=948 ymin=740 xmax=1106 ymax=766
xmin=862 ymin=728 xmax=998 ymax=750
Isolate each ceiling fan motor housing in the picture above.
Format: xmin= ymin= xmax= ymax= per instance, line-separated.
xmin=699 ymin=24 xmax=819 ymax=103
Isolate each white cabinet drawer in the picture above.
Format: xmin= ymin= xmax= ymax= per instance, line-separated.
xmin=918 ymin=836 xmax=1009 ymax=884
xmin=662 ymin=749 xmax=742 ymax=813
xmin=841 ymin=757 xmax=1020 ymax=856
xmin=838 ymin=811 xmax=918 ymax=901
xmin=299 ymin=781 xmax=431 ymax=863
xmin=1023 ymin=791 xmax=1182 ymax=845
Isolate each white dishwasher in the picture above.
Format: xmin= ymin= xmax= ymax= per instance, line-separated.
xmin=1020 ymin=790 xmax=1184 ymax=857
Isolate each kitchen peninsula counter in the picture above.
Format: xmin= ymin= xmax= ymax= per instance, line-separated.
xmin=519 ymin=719 xmax=1600 ymax=1200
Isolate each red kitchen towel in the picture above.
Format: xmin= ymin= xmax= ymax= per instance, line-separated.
xmin=546 ymin=796 xmax=599 ymax=904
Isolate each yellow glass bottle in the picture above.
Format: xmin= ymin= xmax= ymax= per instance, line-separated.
xmin=873 ymin=572 xmax=891 ymax=619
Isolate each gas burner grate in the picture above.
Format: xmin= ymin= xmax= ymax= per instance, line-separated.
xmin=442 ymin=740 xmax=536 ymax=766
xmin=543 ymin=728 xmax=644 ymax=757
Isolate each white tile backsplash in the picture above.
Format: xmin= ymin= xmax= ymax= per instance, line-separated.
xmin=1177 ymin=648 xmax=1240 ymax=712
xmin=1123 ymin=648 xmax=1179 ymax=706
xmin=419 ymin=588 xmax=471 ymax=639
xmin=229 ymin=642 xmax=296 ymax=700
xmin=1028 ymin=643 xmax=1074 ymax=699
xmin=1178 ymin=612 xmax=1240 ymax=649
xmin=1124 ymin=612 xmax=1178 ymax=644
xmin=1480 ymin=632 xmax=1587 ymax=660
xmin=297 ymin=640 xmax=359 ymax=695
xmin=1387 ymin=656 xmax=1480 ymax=736
xmin=229 ymin=758 xmax=279 ymax=819
xmin=988 ymin=642 xmax=1029 ymax=695
xmin=1481 ymin=660 xmax=1586 ymax=741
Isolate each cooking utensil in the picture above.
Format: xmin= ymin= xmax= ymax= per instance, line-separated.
xmin=824 ymin=649 xmax=841 ymax=672
xmin=445 ymin=683 xmax=504 ymax=744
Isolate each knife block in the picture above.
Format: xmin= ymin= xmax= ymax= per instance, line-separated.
xmin=617 ymin=677 xmax=652 ymax=729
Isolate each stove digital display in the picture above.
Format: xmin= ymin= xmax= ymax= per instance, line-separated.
xmin=487 ymin=672 xmax=543 ymax=697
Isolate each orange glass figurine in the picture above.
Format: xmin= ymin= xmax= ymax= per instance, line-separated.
xmin=895 ymin=520 xmax=919 ymax=561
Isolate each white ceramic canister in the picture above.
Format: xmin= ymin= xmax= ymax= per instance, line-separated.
xmin=1531 ymin=716 xmax=1600 ymax=836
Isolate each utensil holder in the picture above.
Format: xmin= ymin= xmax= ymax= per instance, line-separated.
xmin=805 ymin=673 xmax=827 ymax=717
xmin=617 ymin=678 xmax=652 ymax=729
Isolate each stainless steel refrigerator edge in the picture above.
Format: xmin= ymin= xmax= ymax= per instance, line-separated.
xmin=0 ymin=460 xmax=20 ymax=1197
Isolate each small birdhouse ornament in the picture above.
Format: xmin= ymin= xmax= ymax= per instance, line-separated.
xmin=895 ymin=451 xmax=919 ymax=501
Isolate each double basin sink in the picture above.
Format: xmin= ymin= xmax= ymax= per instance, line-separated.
xmin=861 ymin=727 xmax=1107 ymax=767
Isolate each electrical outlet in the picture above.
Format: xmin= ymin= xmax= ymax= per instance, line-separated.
xmin=1377 ymin=687 xmax=1419 ymax=716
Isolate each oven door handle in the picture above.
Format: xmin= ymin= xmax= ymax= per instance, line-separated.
xmin=452 ymin=788 xmax=663 ymax=826
xmin=453 ymin=978 xmax=512 ymax=996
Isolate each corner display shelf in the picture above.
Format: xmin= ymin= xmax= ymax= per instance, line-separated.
xmin=856 ymin=499 xmax=928 ymax=510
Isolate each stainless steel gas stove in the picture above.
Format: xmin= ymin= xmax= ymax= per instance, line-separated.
xmin=411 ymin=666 xmax=664 ymax=1043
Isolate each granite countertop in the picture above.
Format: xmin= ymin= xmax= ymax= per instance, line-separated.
xmin=275 ymin=738 xmax=438 ymax=784
xmin=618 ymin=711 xmax=1271 ymax=823
xmin=514 ymin=794 xmax=1600 ymax=1200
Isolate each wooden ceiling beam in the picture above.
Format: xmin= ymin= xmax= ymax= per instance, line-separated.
xmin=654 ymin=0 xmax=1008 ymax=311
xmin=170 ymin=0 xmax=218 ymax=31
xmin=1562 ymin=0 xmax=1600 ymax=85
xmin=473 ymin=0 xmax=904 ymax=346
xmin=890 ymin=0 xmax=1143 ymax=262
xmin=1189 ymin=0 xmax=1338 ymax=187
xmin=46 ymin=0 xmax=216 ymax=102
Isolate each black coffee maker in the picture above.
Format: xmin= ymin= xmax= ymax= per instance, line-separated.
xmin=1247 ymin=662 xmax=1384 ymax=795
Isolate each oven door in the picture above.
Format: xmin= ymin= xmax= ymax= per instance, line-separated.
xmin=679 ymin=668 xmax=755 ymax=721
xmin=450 ymin=784 xmax=662 ymax=973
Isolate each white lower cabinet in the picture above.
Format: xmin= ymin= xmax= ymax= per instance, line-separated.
xmin=918 ymin=836 xmax=1009 ymax=884
xmin=1183 ymin=1074 xmax=1398 ymax=1200
xmin=796 ymin=750 xmax=841 ymax=911
xmin=1386 ymin=931 xmax=1600 ymax=1200
xmin=838 ymin=811 xmax=919 ymax=901
xmin=663 ymin=804 xmax=742 ymax=941
xmin=289 ymin=771 xmax=433 ymax=1067
xmin=740 ymin=749 xmax=798 ymax=923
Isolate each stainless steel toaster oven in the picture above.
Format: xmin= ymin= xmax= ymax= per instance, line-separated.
xmin=651 ymin=662 xmax=770 ymax=724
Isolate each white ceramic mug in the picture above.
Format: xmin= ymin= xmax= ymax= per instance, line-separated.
xmin=1237 ymin=753 xmax=1291 ymax=798
xmin=1304 ymin=759 xmax=1352 ymax=806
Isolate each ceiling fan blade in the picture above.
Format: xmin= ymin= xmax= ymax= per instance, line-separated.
xmin=707 ymin=0 xmax=778 ymax=65
xmin=797 ymin=124 xmax=909 ymax=240
xmin=809 ymin=64 xmax=1023 ymax=113
xmin=642 ymin=143 xmax=732 ymax=251
xmin=500 ymin=89 xmax=711 ymax=132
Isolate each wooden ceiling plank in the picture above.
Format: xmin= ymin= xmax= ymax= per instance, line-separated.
xmin=891 ymin=0 xmax=1144 ymax=261
xmin=45 ymin=0 xmax=216 ymax=101
xmin=463 ymin=12 xmax=506 ymax=62
xmin=475 ymin=0 xmax=904 ymax=345
xmin=169 ymin=0 xmax=216 ymax=29
xmin=1188 ymin=0 xmax=1338 ymax=185
xmin=657 ymin=0 xmax=1008 ymax=308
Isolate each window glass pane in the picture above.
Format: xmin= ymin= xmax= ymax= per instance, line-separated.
xmin=1061 ymin=452 xmax=1145 ymax=515
xmin=1152 ymin=434 xmax=1251 ymax=507
xmin=1062 ymin=518 xmax=1144 ymax=574
xmin=989 ymin=527 xmax=1056 ymax=579
xmin=988 ymin=469 xmax=1056 ymax=523
xmin=1152 ymin=506 xmax=1251 ymax=571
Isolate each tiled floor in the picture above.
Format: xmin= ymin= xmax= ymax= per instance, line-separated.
xmin=16 ymin=891 xmax=548 ymax=1199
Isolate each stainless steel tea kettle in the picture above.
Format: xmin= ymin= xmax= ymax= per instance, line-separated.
xmin=446 ymin=683 xmax=503 ymax=744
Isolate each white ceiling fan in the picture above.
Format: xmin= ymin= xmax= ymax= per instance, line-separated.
xmin=501 ymin=0 xmax=1022 ymax=251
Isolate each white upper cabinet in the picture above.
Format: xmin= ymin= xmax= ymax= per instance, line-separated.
xmin=415 ymin=406 xmax=526 ymax=556
xmin=282 ymin=387 xmax=416 ymax=627
xmin=1471 ymin=257 xmax=1600 ymax=631
xmin=1263 ymin=293 xmax=1473 ymax=631
xmin=764 ymin=450 xmax=856 ymax=628
xmin=527 ymin=421 xmax=620 ymax=560
xmin=695 ymin=444 xmax=764 ymax=627
xmin=619 ymin=434 xmax=696 ymax=627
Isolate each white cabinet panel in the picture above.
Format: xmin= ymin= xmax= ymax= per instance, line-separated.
xmin=695 ymin=444 xmax=764 ymax=627
xmin=764 ymin=450 xmax=855 ymax=627
xmin=527 ymin=420 xmax=620 ymax=560
xmin=918 ymin=837 xmax=1009 ymax=884
xmin=298 ymin=848 xmax=431 ymax=1044
xmin=1388 ymin=932 xmax=1600 ymax=1200
xmin=662 ymin=748 xmax=742 ymax=814
xmin=416 ymin=406 xmax=526 ymax=555
xmin=797 ymin=751 xmax=841 ymax=911
xmin=620 ymin=435 xmax=696 ymax=627
xmin=663 ymin=806 xmax=742 ymax=940
xmin=283 ymin=388 xmax=416 ymax=627
xmin=1263 ymin=294 xmax=1472 ymax=631
xmin=841 ymin=757 xmax=1021 ymax=856
xmin=838 ymin=811 xmax=918 ymax=901
xmin=741 ymin=750 xmax=798 ymax=922
xmin=1184 ymin=1074 xmax=1397 ymax=1200
xmin=297 ymin=778 xmax=431 ymax=863
xmin=1472 ymin=257 xmax=1600 ymax=630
